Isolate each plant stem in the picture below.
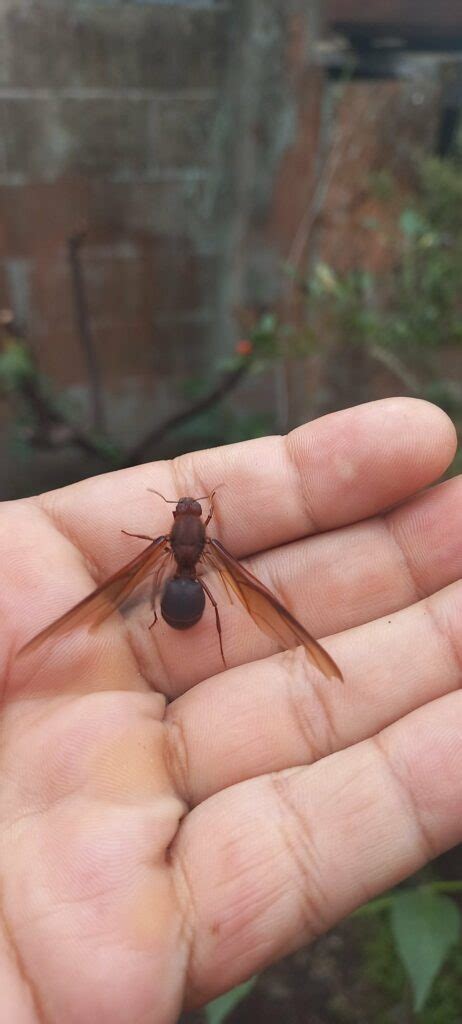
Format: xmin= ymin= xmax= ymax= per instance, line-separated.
xmin=121 ymin=359 xmax=250 ymax=468
xmin=68 ymin=230 xmax=106 ymax=434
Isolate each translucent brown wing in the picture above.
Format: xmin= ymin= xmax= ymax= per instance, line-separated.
xmin=206 ymin=538 xmax=342 ymax=681
xmin=18 ymin=535 xmax=169 ymax=657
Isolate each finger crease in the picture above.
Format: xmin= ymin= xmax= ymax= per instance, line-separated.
xmin=424 ymin=596 xmax=462 ymax=682
xmin=372 ymin=733 xmax=437 ymax=862
xmin=131 ymin=618 xmax=174 ymax=698
xmin=169 ymin=841 xmax=199 ymax=1002
xmin=0 ymin=891 xmax=47 ymax=1024
xmin=33 ymin=498 xmax=106 ymax=585
xmin=283 ymin=435 xmax=320 ymax=534
xmin=382 ymin=513 xmax=428 ymax=602
xmin=163 ymin=716 xmax=192 ymax=807
xmin=289 ymin=661 xmax=339 ymax=764
xmin=170 ymin=457 xmax=204 ymax=509
xmin=269 ymin=772 xmax=331 ymax=938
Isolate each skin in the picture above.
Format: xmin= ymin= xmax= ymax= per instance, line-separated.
xmin=2 ymin=396 xmax=462 ymax=1023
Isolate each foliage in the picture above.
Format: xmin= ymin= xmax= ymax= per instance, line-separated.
xmin=4 ymin=154 xmax=462 ymax=475
xmin=204 ymin=977 xmax=257 ymax=1024
xmin=390 ymin=890 xmax=460 ymax=1011
xmin=419 ymin=156 xmax=462 ymax=235
xmin=303 ymin=155 xmax=462 ymax=412
xmin=361 ymin=893 xmax=462 ymax=1023
xmin=0 ymin=339 xmax=35 ymax=391
xmin=251 ymin=152 xmax=462 ymax=1020
xmin=0 ymin=324 xmax=265 ymax=469
xmin=229 ymin=152 xmax=462 ymax=477
xmin=357 ymin=880 xmax=462 ymax=1018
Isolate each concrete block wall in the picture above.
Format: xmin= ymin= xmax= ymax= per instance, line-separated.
xmin=0 ymin=0 xmax=326 ymax=497
xmin=0 ymin=0 xmax=232 ymax=458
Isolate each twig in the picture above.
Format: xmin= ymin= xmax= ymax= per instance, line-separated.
xmin=368 ymin=343 xmax=421 ymax=394
xmin=122 ymin=359 xmax=250 ymax=468
xmin=1 ymin=313 xmax=252 ymax=470
xmin=284 ymin=65 xmax=357 ymax=299
xmin=68 ymin=230 xmax=106 ymax=434
xmin=21 ymin=377 xmax=116 ymax=461
xmin=285 ymin=114 xmax=344 ymax=284
xmin=277 ymin=73 xmax=353 ymax=430
xmin=0 ymin=313 xmax=117 ymax=463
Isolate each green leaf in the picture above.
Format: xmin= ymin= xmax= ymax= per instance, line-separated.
xmin=0 ymin=340 xmax=35 ymax=389
xmin=205 ymin=978 xmax=257 ymax=1024
xmin=390 ymin=890 xmax=460 ymax=1012
xmin=399 ymin=209 xmax=426 ymax=238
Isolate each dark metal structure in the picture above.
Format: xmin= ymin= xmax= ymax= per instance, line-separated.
xmin=327 ymin=1 xmax=462 ymax=51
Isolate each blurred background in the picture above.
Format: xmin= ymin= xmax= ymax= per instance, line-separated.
xmin=2 ymin=0 xmax=462 ymax=1020
xmin=2 ymin=0 xmax=462 ymax=501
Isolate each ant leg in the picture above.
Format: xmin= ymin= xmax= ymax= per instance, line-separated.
xmin=148 ymin=554 xmax=171 ymax=629
xmin=148 ymin=566 xmax=165 ymax=629
xmin=149 ymin=581 xmax=160 ymax=629
xmin=204 ymin=482 xmax=224 ymax=525
xmin=201 ymin=579 xmax=226 ymax=668
xmin=122 ymin=529 xmax=155 ymax=542
xmin=204 ymin=488 xmax=218 ymax=527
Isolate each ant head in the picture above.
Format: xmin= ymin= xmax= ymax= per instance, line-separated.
xmin=148 ymin=484 xmax=223 ymax=518
xmin=173 ymin=496 xmax=202 ymax=518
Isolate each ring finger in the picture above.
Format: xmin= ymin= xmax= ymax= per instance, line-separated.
xmin=166 ymin=576 xmax=462 ymax=804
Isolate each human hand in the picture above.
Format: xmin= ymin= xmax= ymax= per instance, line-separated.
xmin=2 ymin=397 xmax=462 ymax=1023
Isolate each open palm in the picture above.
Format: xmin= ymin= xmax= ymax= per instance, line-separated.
xmin=2 ymin=397 xmax=462 ymax=1024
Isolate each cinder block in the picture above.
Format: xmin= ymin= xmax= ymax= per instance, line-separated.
xmin=0 ymin=98 xmax=65 ymax=180
xmin=2 ymin=3 xmax=230 ymax=90
xmin=88 ymin=178 xmax=213 ymax=239
xmin=148 ymin=96 xmax=217 ymax=168
xmin=58 ymin=97 xmax=152 ymax=176
xmin=0 ymin=181 xmax=91 ymax=255
xmin=150 ymin=318 xmax=214 ymax=374
xmin=0 ymin=92 xmax=218 ymax=182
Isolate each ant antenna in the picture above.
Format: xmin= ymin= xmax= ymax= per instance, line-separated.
xmin=147 ymin=489 xmax=177 ymax=503
xmin=148 ymin=484 xmax=224 ymax=503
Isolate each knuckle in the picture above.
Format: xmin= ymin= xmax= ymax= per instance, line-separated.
xmin=164 ymin=714 xmax=192 ymax=808
xmin=283 ymin=648 xmax=340 ymax=764
xmin=372 ymin=733 xmax=437 ymax=861
xmin=269 ymin=771 xmax=332 ymax=938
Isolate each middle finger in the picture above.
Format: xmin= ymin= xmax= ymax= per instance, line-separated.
xmin=166 ymin=574 xmax=462 ymax=804
xmin=141 ymin=474 xmax=462 ymax=691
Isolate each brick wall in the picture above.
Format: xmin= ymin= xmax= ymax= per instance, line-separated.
xmin=0 ymin=0 xmax=457 ymax=501
xmin=0 ymin=0 xmax=228 ymax=407
xmin=0 ymin=0 xmax=324 ymax=494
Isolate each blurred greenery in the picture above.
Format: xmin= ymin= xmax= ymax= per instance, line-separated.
xmin=190 ymin=151 xmax=462 ymax=1021
xmin=6 ymin=153 xmax=462 ymax=473
xmin=204 ymin=978 xmax=257 ymax=1024
xmin=363 ymin=905 xmax=462 ymax=1024
xmin=0 ymin=338 xmax=35 ymax=391
xmin=164 ymin=151 xmax=462 ymax=479
xmin=4 ymin=141 xmax=462 ymax=1023
xmin=305 ymin=154 xmax=462 ymax=418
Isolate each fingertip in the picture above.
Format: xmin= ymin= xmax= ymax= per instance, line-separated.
xmin=388 ymin=396 xmax=457 ymax=472
xmin=290 ymin=397 xmax=458 ymax=530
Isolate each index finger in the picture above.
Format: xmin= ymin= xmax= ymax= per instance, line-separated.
xmin=34 ymin=397 xmax=455 ymax=575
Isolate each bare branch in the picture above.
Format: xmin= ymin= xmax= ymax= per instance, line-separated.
xmin=68 ymin=230 xmax=106 ymax=434
xmin=122 ymin=359 xmax=250 ymax=468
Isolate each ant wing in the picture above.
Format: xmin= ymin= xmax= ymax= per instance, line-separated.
xmin=205 ymin=538 xmax=342 ymax=681
xmin=19 ymin=535 xmax=169 ymax=657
